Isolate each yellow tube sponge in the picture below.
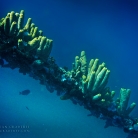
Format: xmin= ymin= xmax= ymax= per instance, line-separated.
xmin=36 ymin=38 xmax=53 ymax=62
xmin=4 ymin=12 xmax=18 ymax=36
xmin=117 ymin=88 xmax=136 ymax=116
xmin=1 ymin=10 xmax=53 ymax=61
xmin=29 ymin=23 xmax=35 ymax=35
xmin=32 ymin=27 xmax=38 ymax=38
xmin=91 ymin=59 xmax=99 ymax=72
xmin=92 ymin=94 xmax=101 ymax=101
xmin=9 ymin=21 xmax=17 ymax=36
xmin=18 ymin=39 xmax=24 ymax=50
xmin=79 ymin=51 xmax=87 ymax=75
xmin=98 ymin=69 xmax=110 ymax=91
xmin=81 ymin=75 xmax=88 ymax=94
xmin=24 ymin=18 xmax=32 ymax=31
xmin=88 ymin=59 xmax=94 ymax=73
xmin=15 ymin=13 xmax=19 ymax=22
xmin=92 ymin=67 xmax=107 ymax=93
xmin=111 ymin=91 xmax=115 ymax=98
xmin=74 ymin=56 xmax=80 ymax=70
xmin=95 ymin=63 xmax=105 ymax=77
xmin=125 ymin=102 xmax=136 ymax=115
xmin=4 ymin=16 xmax=10 ymax=35
xmin=27 ymin=37 xmax=40 ymax=51
xmin=36 ymin=36 xmax=47 ymax=56
xmin=39 ymin=30 xmax=43 ymax=36
xmin=10 ymin=11 xmax=15 ymax=25
xmin=87 ymin=71 xmax=95 ymax=91
xmin=71 ymin=51 xmax=110 ymax=98
xmin=119 ymin=88 xmax=131 ymax=113
xmin=17 ymin=29 xmax=24 ymax=39
xmin=17 ymin=13 xmax=24 ymax=30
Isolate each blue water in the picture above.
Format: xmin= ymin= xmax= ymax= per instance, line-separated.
xmin=1 ymin=0 xmax=138 ymax=137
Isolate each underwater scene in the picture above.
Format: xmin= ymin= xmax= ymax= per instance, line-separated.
xmin=0 ymin=0 xmax=138 ymax=138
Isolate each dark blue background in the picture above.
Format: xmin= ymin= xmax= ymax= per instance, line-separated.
xmin=1 ymin=0 xmax=138 ymax=137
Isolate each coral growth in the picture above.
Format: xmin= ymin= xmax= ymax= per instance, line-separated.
xmin=0 ymin=10 xmax=53 ymax=62
xmin=0 ymin=10 xmax=137 ymax=135
xmin=70 ymin=51 xmax=114 ymax=107
xmin=116 ymin=88 xmax=136 ymax=116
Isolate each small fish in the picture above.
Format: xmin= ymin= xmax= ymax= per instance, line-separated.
xmin=26 ymin=106 xmax=29 ymax=110
xmin=19 ymin=89 xmax=30 ymax=95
